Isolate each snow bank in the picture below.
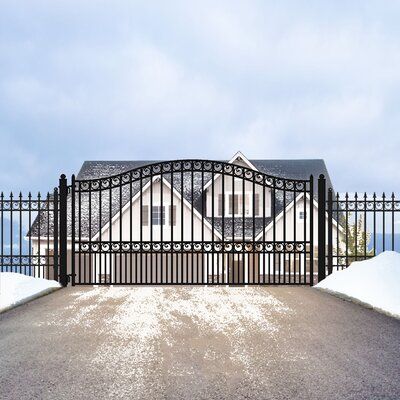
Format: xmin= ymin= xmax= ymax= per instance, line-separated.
xmin=316 ymin=251 xmax=400 ymax=318
xmin=0 ymin=272 xmax=61 ymax=313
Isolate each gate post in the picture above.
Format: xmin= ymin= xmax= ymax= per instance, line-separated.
xmin=53 ymin=187 xmax=59 ymax=282
xmin=317 ymin=174 xmax=326 ymax=283
xmin=59 ymin=174 xmax=68 ymax=287
xmin=327 ymin=188 xmax=333 ymax=275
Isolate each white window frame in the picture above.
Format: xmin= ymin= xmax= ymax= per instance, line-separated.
xmin=151 ymin=205 xmax=166 ymax=226
xmin=224 ymin=192 xmax=257 ymax=217
xmin=298 ymin=210 xmax=307 ymax=220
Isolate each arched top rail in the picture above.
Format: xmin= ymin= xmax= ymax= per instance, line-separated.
xmin=73 ymin=159 xmax=312 ymax=192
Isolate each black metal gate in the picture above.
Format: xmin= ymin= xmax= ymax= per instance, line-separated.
xmin=67 ymin=160 xmax=315 ymax=285
xmin=3 ymin=160 xmax=398 ymax=287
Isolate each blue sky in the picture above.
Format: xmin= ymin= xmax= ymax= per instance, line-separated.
xmin=0 ymin=0 xmax=399 ymax=194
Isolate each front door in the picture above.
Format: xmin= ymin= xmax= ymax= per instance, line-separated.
xmin=228 ymin=254 xmax=244 ymax=285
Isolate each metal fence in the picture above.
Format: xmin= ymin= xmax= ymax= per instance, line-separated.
xmin=318 ymin=175 xmax=400 ymax=280
xmin=0 ymin=190 xmax=59 ymax=280
xmin=1 ymin=163 xmax=398 ymax=287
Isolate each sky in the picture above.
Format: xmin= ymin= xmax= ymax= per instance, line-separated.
xmin=0 ymin=0 xmax=400 ymax=195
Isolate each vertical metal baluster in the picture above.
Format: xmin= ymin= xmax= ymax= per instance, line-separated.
xmin=345 ymin=193 xmax=349 ymax=267
xmin=129 ymin=175 xmax=133 ymax=284
xmin=215 ymin=170 xmax=219 ymax=284
xmin=242 ymin=173 xmax=245 ymax=284
xmin=382 ymin=192 xmax=386 ymax=252
xmin=89 ymin=185 xmax=92 ymax=284
xmin=19 ymin=192 xmax=23 ymax=275
xmin=309 ymin=176 xmax=314 ymax=286
xmin=119 ymin=178 xmax=123 ymax=284
xmin=53 ymin=188 xmax=59 ymax=282
xmin=109 ymin=179 xmax=113 ymax=285
xmin=392 ymin=193 xmax=395 ymax=251
xmin=327 ymin=189 xmax=333 ymax=275
xmin=99 ymin=186 xmax=102 ymax=284
xmin=262 ymin=179 xmax=266 ymax=284
xmin=78 ymin=183 xmax=82 ymax=284
xmin=373 ymin=193 xmax=376 ymax=256
xmin=28 ymin=193 xmax=31 ymax=276
xmin=171 ymin=169 xmax=175 ymax=284
xmin=71 ymin=176 xmax=75 ymax=285
xmin=336 ymin=193 xmax=339 ymax=270
xmin=252 ymin=176 xmax=255 ymax=284
xmin=170 ymin=168 xmax=174 ymax=284
xmin=293 ymin=187 xmax=297 ymax=283
xmin=354 ymin=193 xmax=358 ymax=262
xmin=140 ymin=173 xmax=143 ymax=284
xmin=272 ymin=181 xmax=276 ymax=284
xmin=232 ymin=172 xmax=235 ymax=284
xmin=191 ymin=167 xmax=194 ymax=284
xmin=46 ymin=192 xmax=50 ymax=279
xmin=150 ymin=172 xmax=153 ymax=284
xmin=201 ymin=167 xmax=204 ymax=284
xmin=35 ymin=192 xmax=39 ymax=277
xmin=161 ymin=169 xmax=164 ymax=284
xmin=364 ymin=192 xmax=367 ymax=259
xmin=222 ymin=167 xmax=225 ymax=284
xmin=180 ymin=165 xmax=184 ymax=284
xmin=211 ymin=168 xmax=215 ymax=284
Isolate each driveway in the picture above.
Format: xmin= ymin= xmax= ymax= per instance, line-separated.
xmin=0 ymin=286 xmax=399 ymax=400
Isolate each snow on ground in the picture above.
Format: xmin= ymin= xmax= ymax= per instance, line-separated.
xmin=316 ymin=251 xmax=400 ymax=318
xmin=38 ymin=286 xmax=295 ymax=396
xmin=0 ymin=272 xmax=61 ymax=311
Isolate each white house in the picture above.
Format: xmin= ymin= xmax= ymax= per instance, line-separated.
xmin=29 ymin=152 xmax=340 ymax=285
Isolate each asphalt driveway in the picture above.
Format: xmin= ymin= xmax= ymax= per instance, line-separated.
xmin=0 ymin=286 xmax=399 ymax=400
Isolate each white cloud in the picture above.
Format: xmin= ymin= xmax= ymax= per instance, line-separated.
xmin=0 ymin=0 xmax=399 ymax=194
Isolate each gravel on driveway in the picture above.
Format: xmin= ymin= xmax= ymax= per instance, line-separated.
xmin=0 ymin=286 xmax=399 ymax=400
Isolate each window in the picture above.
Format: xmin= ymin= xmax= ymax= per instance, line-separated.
xmin=152 ymin=206 xmax=165 ymax=225
xmin=227 ymin=193 xmax=260 ymax=216
xmin=229 ymin=194 xmax=239 ymax=215
xmin=254 ymin=193 xmax=260 ymax=216
xmin=299 ymin=211 xmax=306 ymax=220
xmin=141 ymin=205 xmax=149 ymax=226
xmin=169 ymin=205 xmax=176 ymax=226
xmin=218 ymin=194 xmax=223 ymax=216
xmin=142 ymin=205 xmax=176 ymax=226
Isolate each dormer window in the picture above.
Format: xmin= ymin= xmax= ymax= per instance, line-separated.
xmin=216 ymin=193 xmax=260 ymax=217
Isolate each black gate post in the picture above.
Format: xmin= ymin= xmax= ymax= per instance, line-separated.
xmin=53 ymin=187 xmax=59 ymax=282
xmin=327 ymin=188 xmax=333 ymax=275
xmin=317 ymin=174 xmax=326 ymax=283
xmin=59 ymin=174 xmax=68 ymax=287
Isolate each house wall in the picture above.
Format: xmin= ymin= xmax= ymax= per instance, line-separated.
xmin=99 ymin=179 xmax=216 ymax=242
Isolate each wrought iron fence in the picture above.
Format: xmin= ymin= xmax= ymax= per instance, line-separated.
xmin=0 ymin=190 xmax=59 ymax=280
xmin=1 ymin=161 xmax=397 ymax=287
xmin=318 ymin=175 xmax=400 ymax=280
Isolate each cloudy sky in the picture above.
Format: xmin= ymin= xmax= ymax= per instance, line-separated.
xmin=0 ymin=0 xmax=399 ymax=194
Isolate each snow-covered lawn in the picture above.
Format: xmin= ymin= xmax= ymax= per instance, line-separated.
xmin=316 ymin=251 xmax=400 ymax=318
xmin=0 ymin=272 xmax=61 ymax=312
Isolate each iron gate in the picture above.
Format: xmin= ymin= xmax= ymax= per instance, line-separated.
xmin=67 ymin=160 xmax=315 ymax=285
xmin=3 ymin=161 xmax=399 ymax=287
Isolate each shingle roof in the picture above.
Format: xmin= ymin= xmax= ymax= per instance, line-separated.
xmin=29 ymin=159 xmax=333 ymax=239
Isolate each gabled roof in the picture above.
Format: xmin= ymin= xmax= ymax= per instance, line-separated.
xmin=29 ymin=157 xmax=334 ymax=239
